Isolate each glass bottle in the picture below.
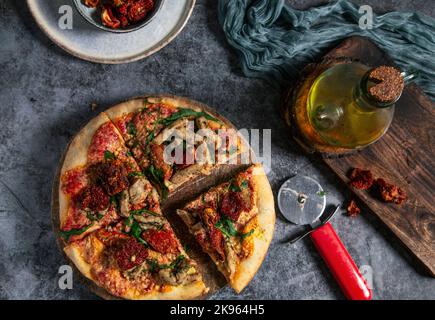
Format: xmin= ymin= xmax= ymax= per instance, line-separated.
xmin=306 ymin=63 xmax=414 ymax=149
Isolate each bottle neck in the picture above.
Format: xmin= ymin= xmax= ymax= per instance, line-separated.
xmin=354 ymin=73 xmax=395 ymax=110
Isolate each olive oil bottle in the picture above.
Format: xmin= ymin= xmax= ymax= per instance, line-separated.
xmin=306 ymin=63 xmax=408 ymax=149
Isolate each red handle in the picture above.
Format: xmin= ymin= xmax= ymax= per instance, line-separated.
xmin=310 ymin=222 xmax=372 ymax=300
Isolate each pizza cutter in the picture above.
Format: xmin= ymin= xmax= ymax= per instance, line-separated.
xmin=278 ymin=175 xmax=372 ymax=300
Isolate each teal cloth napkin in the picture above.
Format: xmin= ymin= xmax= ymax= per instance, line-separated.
xmin=218 ymin=0 xmax=435 ymax=99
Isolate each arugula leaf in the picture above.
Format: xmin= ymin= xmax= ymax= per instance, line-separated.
xmin=317 ymin=190 xmax=327 ymax=197
xmin=127 ymin=122 xmax=137 ymax=136
xmin=146 ymin=165 xmax=168 ymax=199
xmin=228 ymin=180 xmax=241 ymax=192
xmin=59 ymin=224 xmax=93 ymax=241
xmin=128 ymin=171 xmax=144 ymax=178
xmin=126 ymin=150 xmax=133 ymax=157
xmin=86 ymin=211 xmax=104 ymax=222
xmin=130 ymin=208 xmax=159 ymax=217
xmin=159 ymin=108 xmax=223 ymax=127
xmin=146 ymin=255 xmax=186 ymax=273
xmin=104 ymin=150 xmax=116 ymax=161
xmin=215 ymin=217 xmax=254 ymax=239
xmin=240 ymin=180 xmax=248 ymax=189
xmin=130 ymin=220 xmax=149 ymax=247
xmin=110 ymin=194 xmax=120 ymax=211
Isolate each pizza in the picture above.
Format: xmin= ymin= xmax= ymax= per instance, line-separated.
xmin=176 ymin=165 xmax=275 ymax=292
xmin=56 ymin=95 xmax=274 ymax=299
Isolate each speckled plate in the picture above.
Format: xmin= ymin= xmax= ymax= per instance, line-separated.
xmin=27 ymin=0 xmax=196 ymax=64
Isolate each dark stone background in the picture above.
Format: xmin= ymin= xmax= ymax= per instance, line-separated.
xmin=0 ymin=0 xmax=433 ymax=299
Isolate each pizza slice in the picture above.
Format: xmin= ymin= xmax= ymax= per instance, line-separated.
xmin=58 ymin=112 xmax=145 ymax=242
xmin=59 ymin=112 xmax=207 ymax=299
xmin=64 ymin=215 xmax=207 ymax=299
xmin=104 ymin=96 xmax=247 ymax=198
xmin=176 ymin=164 xmax=275 ymax=292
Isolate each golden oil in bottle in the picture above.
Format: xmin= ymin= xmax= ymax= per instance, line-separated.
xmin=307 ymin=63 xmax=395 ymax=149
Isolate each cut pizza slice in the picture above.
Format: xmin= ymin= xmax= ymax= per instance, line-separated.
xmin=104 ymin=96 xmax=248 ymax=198
xmin=176 ymin=164 xmax=275 ymax=292
xmin=58 ymin=112 xmax=147 ymax=242
xmin=59 ymin=112 xmax=207 ymax=299
xmin=64 ymin=218 xmax=208 ymax=299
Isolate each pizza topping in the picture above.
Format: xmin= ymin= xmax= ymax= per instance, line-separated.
xmin=141 ymin=229 xmax=179 ymax=254
xmin=374 ymin=178 xmax=407 ymax=204
xmin=96 ymin=229 xmax=130 ymax=246
xmin=90 ymin=160 xmax=130 ymax=196
xmin=346 ymin=199 xmax=361 ymax=217
xmin=157 ymin=256 xmax=200 ymax=286
xmin=60 ymin=224 xmax=93 ymax=242
xmin=113 ymin=238 xmax=149 ymax=271
xmin=61 ymin=167 xmax=87 ymax=196
xmin=149 ymin=143 xmax=173 ymax=181
xmin=78 ymin=185 xmax=110 ymax=212
xmin=348 ymin=168 xmax=374 ymax=190
xmin=88 ymin=122 xmax=121 ymax=164
xmin=129 ymin=177 xmax=152 ymax=205
xmin=219 ymin=191 xmax=247 ymax=221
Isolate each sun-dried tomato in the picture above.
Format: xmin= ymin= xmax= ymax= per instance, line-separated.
xmin=84 ymin=0 xmax=100 ymax=8
xmin=346 ymin=199 xmax=361 ymax=217
xmin=101 ymin=5 xmax=121 ymax=29
xmin=219 ymin=191 xmax=247 ymax=221
xmin=78 ymin=185 xmax=109 ymax=211
xmin=149 ymin=143 xmax=173 ymax=181
xmin=348 ymin=168 xmax=374 ymax=190
xmin=128 ymin=0 xmax=154 ymax=23
xmin=96 ymin=229 xmax=130 ymax=246
xmin=374 ymin=178 xmax=407 ymax=205
xmin=142 ymin=229 xmax=179 ymax=254
xmin=89 ymin=160 xmax=129 ymax=196
xmin=113 ymin=238 xmax=148 ymax=271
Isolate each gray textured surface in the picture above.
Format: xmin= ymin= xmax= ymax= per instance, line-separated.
xmin=0 ymin=0 xmax=434 ymax=300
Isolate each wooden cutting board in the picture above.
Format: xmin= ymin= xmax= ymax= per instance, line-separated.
xmin=314 ymin=37 xmax=434 ymax=276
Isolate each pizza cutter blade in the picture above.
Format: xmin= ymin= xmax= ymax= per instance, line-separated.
xmin=278 ymin=175 xmax=372 ymax=300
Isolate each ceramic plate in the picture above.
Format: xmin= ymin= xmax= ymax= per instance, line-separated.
xmin=27 ymin=0 xmax=196 ymax=64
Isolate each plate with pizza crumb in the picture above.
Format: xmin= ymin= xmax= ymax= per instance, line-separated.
xmin=27 ymin=0 xmax=196 ymax=64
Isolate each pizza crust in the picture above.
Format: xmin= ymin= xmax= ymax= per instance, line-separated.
xmin=231 ymin=164 xmax=275 ymax=293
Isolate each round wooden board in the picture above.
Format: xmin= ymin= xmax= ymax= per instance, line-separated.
xmin=51 ymin=94 xmax=258 ymax=300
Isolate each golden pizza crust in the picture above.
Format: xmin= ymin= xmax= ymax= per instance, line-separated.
xmin=231 ymin=164 xmax=275 ymax=293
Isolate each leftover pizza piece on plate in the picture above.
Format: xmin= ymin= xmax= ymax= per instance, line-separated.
xmin=104 ymin=96 xmax=247 ymax=197
xmin=176 ymin=164 xmax=275 ymax=292
xmin=58 ymin=112 xmax=207 ymax=299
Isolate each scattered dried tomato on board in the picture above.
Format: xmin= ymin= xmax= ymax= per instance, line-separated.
xmin=374 ymin=178 xmax=407 ymax=205
xmin=346 ymin=199 xmax=361 ymax=217
xmin=348 ymin=168 xmax=374 ymax=190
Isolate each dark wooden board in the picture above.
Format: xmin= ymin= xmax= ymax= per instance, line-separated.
xmin=319 ymin=37 xmax=435 ymax=276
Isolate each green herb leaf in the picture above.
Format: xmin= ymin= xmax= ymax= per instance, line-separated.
xmin=215 ymin=216 xmax=254 ymax=239
xmin=159 ymin=108 xmax=223 ymax=127
xmin=146 ymin=165 xmax=168 ymax=199
xmin=317 ymin=190 xmax=327 ymax=197
xmin=127 ymin=122 xmax=137 ymax=136
xmin=130 ymin=208 xmax=160 ymax=217
xmin=104 ymin=150 xmax=116 ymax=161
xmin=110 ymin=194 xmax=120 ymax=211
xmin=126 ymin=150 xmax=133 ymax=157
xmin=130 ymin=220 xmax=149 ymax=247
xmin=86 ymin=211 xmax=104 ymax=222
xmin=229 ymin=180 xmax=242 ymax=192
xmin=59 ymin=224 xmax=93 ymax=241
xmin=128 ymin=171 xmax=144 ymax=178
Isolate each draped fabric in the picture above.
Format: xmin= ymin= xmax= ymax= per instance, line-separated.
xmin=218 ymin=0 xmax=435 ymax=99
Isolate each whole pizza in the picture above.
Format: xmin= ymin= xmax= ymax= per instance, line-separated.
xmin=54 ymin=95 xmax=275 ymax=299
